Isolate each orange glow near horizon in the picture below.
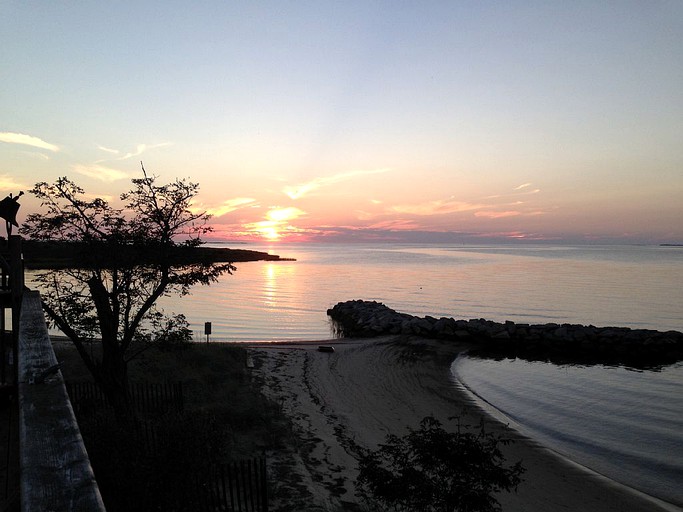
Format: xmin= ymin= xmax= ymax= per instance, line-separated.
xmin=242 ymin=220 xmax=281 ymax=241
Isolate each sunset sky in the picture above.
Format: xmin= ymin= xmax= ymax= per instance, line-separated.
xmin=2 ymin=2 xmax=682 ymax=243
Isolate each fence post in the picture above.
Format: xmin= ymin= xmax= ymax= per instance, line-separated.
xmin=261 ymin=456 xmax=268 ymax=512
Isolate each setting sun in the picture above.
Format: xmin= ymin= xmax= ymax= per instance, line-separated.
xmin=243 ymin=220 xmax=281 ymax=241
xmin=262 ymin=227 xmax=280 ymax=241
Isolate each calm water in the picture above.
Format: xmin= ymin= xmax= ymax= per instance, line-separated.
xmin=157 ymin=243 xmax=683 ymax=341
xmin=453 ymin=357 xmax=683 ymax=507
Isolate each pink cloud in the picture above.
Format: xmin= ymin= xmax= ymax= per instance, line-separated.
xmin=474 ymin=210 xmax=522 ymax=219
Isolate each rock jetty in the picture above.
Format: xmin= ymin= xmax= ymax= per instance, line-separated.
xmin=327 ymin=300 xmax=683 ymax=366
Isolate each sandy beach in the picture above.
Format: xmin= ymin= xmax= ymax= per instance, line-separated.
xmin=249 ymin=336 xmax=679 ymax=512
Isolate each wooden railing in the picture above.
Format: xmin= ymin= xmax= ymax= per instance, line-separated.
xmin=17 ymin=290 xmax=105 ymax=511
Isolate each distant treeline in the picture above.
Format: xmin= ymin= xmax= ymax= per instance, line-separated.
xmin=18 ymin=240 xmax=294 ymax=269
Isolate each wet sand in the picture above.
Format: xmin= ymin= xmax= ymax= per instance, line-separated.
xmin=249 ymin=336 xmax=679 ymax=512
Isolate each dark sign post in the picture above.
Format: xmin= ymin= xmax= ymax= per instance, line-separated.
xmin=204 ymin=322 xmax=212 ymax=343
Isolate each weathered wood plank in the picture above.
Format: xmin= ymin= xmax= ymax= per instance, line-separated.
xmin=18 ymin=291 xmax=106 ymax=512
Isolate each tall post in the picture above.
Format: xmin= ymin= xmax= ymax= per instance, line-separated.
xmin=9 ymin=235 xmax=23 ymax=387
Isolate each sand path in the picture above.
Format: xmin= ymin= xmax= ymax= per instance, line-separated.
xmin=250 ymin=336 xmax=678 ymax=512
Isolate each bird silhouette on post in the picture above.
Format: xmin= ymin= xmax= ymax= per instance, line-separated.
xmin=0 ymin=191 xmax=23 ymax=239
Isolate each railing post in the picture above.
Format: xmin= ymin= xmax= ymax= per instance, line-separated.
xmin=9 ymin=235 xmax=23 ymax=388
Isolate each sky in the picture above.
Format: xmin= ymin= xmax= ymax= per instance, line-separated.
xmin=2 ymin=1 xmax=682 ymax=244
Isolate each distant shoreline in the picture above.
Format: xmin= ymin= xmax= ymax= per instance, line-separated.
xmin=20 ymin=240 xmax=295 ymax=269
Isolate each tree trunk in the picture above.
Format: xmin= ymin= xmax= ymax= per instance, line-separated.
xmin=98 ymin=340 xmax=132 ymax=418
xmin=88 ymin=275 xmax=133 ymax=418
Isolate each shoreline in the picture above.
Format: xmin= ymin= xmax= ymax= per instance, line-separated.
xmin=248 ymin=336 xmax=681 ymax=512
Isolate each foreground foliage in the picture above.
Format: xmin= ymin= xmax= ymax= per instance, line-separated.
xmin=356 ymin=415 xmax=525 ymax=512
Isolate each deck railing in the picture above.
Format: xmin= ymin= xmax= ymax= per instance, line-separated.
xmin=17 ymin=290 xmax=106 ymax=511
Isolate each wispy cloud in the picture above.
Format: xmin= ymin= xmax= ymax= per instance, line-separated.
xmin=485 ymin=183 xmax=540 ymax=200
xmin=203 ymin=198 xmax=257 ymax=217
xmin=283 ymin=168 xmax=390 ymax=199
xmin=0 ymin=132 xmax=59 ymax=152
xmin=474 ymin=210 xmax=522 ymax=219
xmin=388 ymin=184 xmax=546 ymax=222
xmin=367 ymin=219 xmax=421 ymax=231
xmin=73 ymin=164 xmax=129 ymax=182
xmin=471 ymin=231 xmax=555 ymax=241
xmin=0 ymin=175 xmax=28 ymax=191
xmin=24 ymin=152 xmax=50 ymax=161
xmin=94 ymin=142 xmax=172 ymax=162
xmin=97 ymin=145 xmax=120 ymax=155
xmin=117 ymin=142 xmax=172 ymax=160
xmin=391 ymin=197 xmax=487 ymax=216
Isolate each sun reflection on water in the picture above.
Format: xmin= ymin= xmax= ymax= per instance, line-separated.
xmin=263 ymin=263 xmax=277 ymax=307
xmin=261 ymin=261 xmax=298 ymax=309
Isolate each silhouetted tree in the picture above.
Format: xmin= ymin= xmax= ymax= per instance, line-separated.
xmin=356 ymin=415 xmax=525 ymax=512
xmin=23 ymin=164 xmax=235 ymax=415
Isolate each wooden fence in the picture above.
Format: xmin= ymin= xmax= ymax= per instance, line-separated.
xmin=68 ymin=380 xmax=269 ymax=511
xmin=67 ymin=380 xmax=185 ymax=417
xmin=187 ymin=458 xmax=268 ymax=512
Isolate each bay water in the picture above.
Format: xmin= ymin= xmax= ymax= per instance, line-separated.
xmin=159 ymin=243 xmax=683 ymax=341
xmin=452 ymin=356 xmax=683 ymax=507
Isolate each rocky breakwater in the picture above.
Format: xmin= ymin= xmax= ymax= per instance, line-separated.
xmin=327 ymin=300 xmax=683 ymax=367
